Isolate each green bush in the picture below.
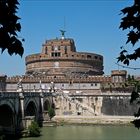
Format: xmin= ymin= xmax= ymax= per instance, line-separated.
xmin=28 ymin=121 xmax=41 ymax=137
xmin=0 ymin=135 xmax=5 ymax=140
xmin=48 ymin=107 xmax=55 ymax=120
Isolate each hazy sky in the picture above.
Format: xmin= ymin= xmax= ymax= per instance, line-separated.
xmin=0 ymin=0 xmax=139 ymax=76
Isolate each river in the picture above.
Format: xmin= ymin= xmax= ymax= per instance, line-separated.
xmin=20 ymin=125 xmax=140 ymax=140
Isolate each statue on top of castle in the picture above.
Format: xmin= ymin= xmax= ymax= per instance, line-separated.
xmin=60 ymin=29 xmax=66 ymax=38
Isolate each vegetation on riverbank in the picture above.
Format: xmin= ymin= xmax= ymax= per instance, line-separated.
xmin=48 ymin=107 xmax=55 ymax=120
xmin=22 ymin=121 xmax=41 ymax=138
xmin=0 ymin=135 xmax=5 ymax=140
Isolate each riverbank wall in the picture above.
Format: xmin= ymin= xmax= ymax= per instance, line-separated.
xmin=52 ymin=115 xmax=135 ymax=125
xmin=101 ymin=96 xmax=138 ymax=116
xmin=55 ymin=94 xmax=139 ymax=117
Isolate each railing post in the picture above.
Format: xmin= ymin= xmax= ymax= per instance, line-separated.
xmin=40 ymin=92 xmax=44 ymax=114
xmin=19 ymin=92 xmax=25 ymax=129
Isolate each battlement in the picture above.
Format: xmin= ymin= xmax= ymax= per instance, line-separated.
xmin=111 ymin=70 xmax=127 ymax=76
xmin=6 ymin=75 xmax=111 ymax=84
xmin=44 ymin=38 xmax=75 ymax=46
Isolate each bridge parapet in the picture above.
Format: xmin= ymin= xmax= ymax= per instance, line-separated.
xmin=23 ymin=92 xmax=40 ymax=97
xmin=0 ymin=92 xmax=19 ymax=98
xmin=101 ymin=92 xmax=131 ymax=96
xmin=0 ymin=91 xmax=55 ymax=98
xmin=0 ymin=90 xmax=55 ymax=136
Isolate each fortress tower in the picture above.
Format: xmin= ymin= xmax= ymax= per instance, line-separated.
xmin=25 ymin=32 xmax=104 ymax=76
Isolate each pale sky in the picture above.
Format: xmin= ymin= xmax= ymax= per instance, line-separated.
xmin=0 ymin=0 xmax=139 ymax=76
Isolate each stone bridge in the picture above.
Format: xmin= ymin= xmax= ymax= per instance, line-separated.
xmin=0 ymin=91 xmax=54 ymax=135
xmin=0 ymin=89 xmax=138 ymax=136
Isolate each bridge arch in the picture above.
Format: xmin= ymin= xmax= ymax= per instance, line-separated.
xmin=0 ymin=100 xmax=16 ymax=113
xmin=44 ymin=99 xmax=51 ymax=111
xmin=0 ymin=104 xmax=15 ymax=130
xmin=25 ymin=101 xmax=37 ymax=117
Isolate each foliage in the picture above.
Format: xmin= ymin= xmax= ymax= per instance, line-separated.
xmin=127 ymin=76 xmax=140 ymax=128
xmin=118 ymin=0 xmax=140 ymax=129
xmin=48 ymin=107 xmax=55 ymax=120
xmin=0 ymin=0 xmax=24 ymax=56
xmin=0 ymin=135 xmax=5 ymax=140
xmin=27 ymin=121 xmax=41 ymax=137
xmin=118 ymin=0 xmax=140 ymax=65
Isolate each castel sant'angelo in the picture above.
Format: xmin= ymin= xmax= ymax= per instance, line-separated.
xmin=25 ymin=30 xmax=103 ymax=76
xmin=24 ymin=30 xmax=127 ymax=88
xmin=0 ymin=31 xmax=138 ymax=117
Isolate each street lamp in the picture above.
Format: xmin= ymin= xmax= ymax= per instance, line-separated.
xmin=17 ymin=77 xmax=24 ymax=92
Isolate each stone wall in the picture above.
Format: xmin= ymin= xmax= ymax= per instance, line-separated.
xmin=54 ymin=94 xmax=139 ymax=117
xmin=101 ymin=96 xmax=139 ymax=116
xmin=25 ymin=54 xmax=103 ymax=75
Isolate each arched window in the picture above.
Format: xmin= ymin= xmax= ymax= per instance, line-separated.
xmin=87 ymin=55 xmax=91 ymax=59
xmin=95 ymin=56 xmax=98 ymax=59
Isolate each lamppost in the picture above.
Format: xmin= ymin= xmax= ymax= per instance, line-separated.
xmin=29 ymin=71 xmax=45 ymax=92
xmin=17 ymin=74 xmax=35 ymax=92
xmin=50 ymin=81 xmax=56 ymax=93
xmin=17 ymin=77 xmax=24 ymax=92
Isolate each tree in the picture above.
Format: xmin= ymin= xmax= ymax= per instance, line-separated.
xmin=118 ymin=0 xmax=140 ymax=129
xmin=118 ymin=0 xmax=140 ymax=65
xmin=127 ymin=77 xmax=140 ymax=128
xmin=0 ymin=0 xmax=24 ymax=57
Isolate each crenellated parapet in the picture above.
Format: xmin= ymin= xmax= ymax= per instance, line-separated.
xmin=6 ymin=75 xmax=111 ymax=84
xmin=111 ymin=70 xmax=127 ymax=76
xmin=111 ymin=70 xmax=127 ymax=83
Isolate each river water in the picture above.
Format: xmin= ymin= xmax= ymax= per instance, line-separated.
xmin=20 ymin=125 xmax=140 ymax=140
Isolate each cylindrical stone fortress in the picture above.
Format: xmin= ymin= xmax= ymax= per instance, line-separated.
xmin=25 ymin=37 xmax=104 ymax=76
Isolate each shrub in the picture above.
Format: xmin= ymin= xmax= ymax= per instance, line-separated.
xmin=48 ymin=107 xmax=55 ymax=120
xmin=28 ymin=121 xmax=41 ymax=137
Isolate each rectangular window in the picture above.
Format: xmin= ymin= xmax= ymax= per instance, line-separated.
xmin=65 ymin=46 xmax=67 ymax=54
xmin=51 ymin=53 xmax=55 ymax=57
xmin=51 ymin=52 xmax=61 ymax=57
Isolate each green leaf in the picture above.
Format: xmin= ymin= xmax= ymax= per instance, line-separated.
xmin=0 ymin=0 xmax=24 ymax=56
xmin=117 ymin=54 xmax=126 ymax=62
xmin=130 ymin=91 xmax=139 ymax=104
xmin=120 ymin=49 xmax=127 ymax=55
xmin=126 ymin=31 xmax=139 ymax=45
xmin=123 ymin=59 xmax=129 ymax=65
xmin=134 ymin=108 xmax=140 ymax=117
xmin=131 ymin=119 xmax=140 ymax=129
xmin=15 ymin=22 xmax=21 ymax=31
xmin=121 ymin=7 xmax=131 ymax=15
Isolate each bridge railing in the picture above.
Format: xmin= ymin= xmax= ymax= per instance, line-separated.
xmin=0 ymin=92 xmax=19 ymax=98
